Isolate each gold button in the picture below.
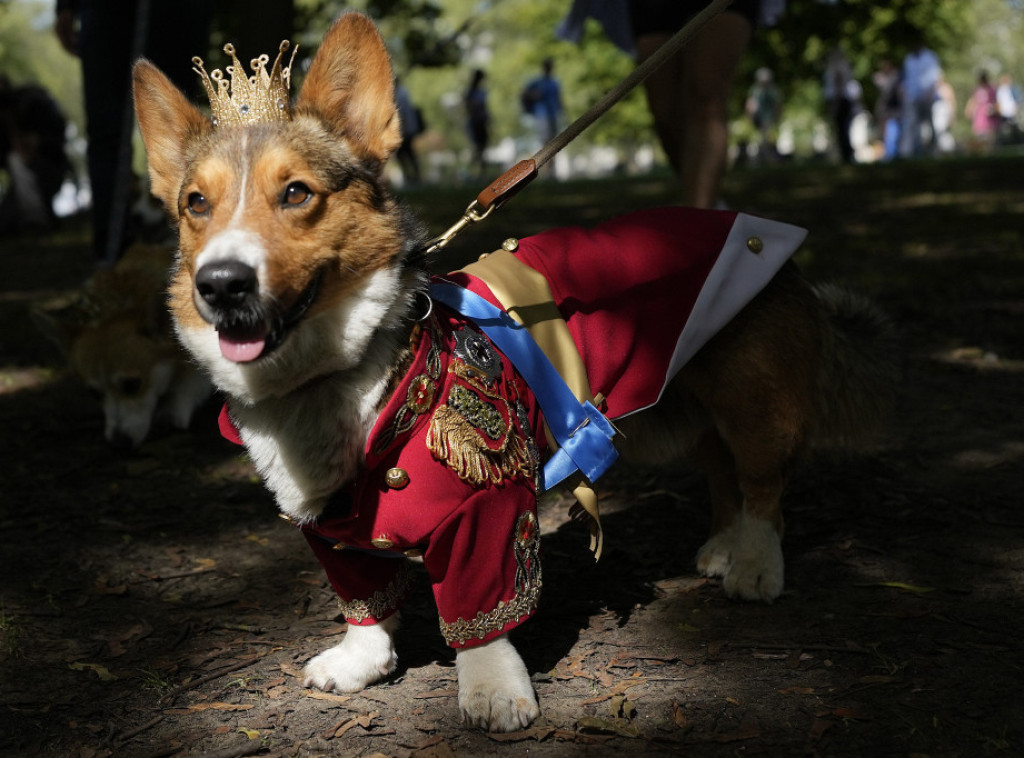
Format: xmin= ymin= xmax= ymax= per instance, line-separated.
xmin=278 ymin=512 xmax=297 ymax=525
xmin=502 ymin=238 xmax=519 ymax=252
xmin=385 ymin=467 xmax=410 ymax=489
xmin=477 ymin=252 xmax=490 ymax=261
xmin=403 ymin=548 xmax=424 ymax=558
xmin=371 ymin=535 xmax=394 ymax=550
xmin=746 ymin=236 xmax=764 ymax=254
xmin=331 ymin=541 xmax=347 ymax=551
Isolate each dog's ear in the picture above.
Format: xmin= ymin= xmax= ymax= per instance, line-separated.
xmin=31 ymin=302 xmax=84 ymax=356
xmin=133 ymin=59 xmax=211 ymax=219
xmin=296 ymin=12 xmax=401 ymax=165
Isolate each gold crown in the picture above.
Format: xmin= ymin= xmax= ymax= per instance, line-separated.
xmin=192 ymin=41 xmax=297 ymax=128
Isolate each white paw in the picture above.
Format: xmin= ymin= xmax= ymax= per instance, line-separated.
xmin=456 ymin=636 xmax=539 ymax=732
xmin=302 ymin=616 xmax=399 ymax=693
xmin=696 ymin=513 xmax=784 ymax=602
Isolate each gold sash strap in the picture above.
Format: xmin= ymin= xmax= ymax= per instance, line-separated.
xmin=458 ymin=249 xmax=605 ymax=559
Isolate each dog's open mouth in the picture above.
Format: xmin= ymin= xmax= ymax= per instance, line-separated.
xmin=214 ymin=269 xmax=325 ymax=364
xmin=218 ymin=325 xmax=270 ymax=363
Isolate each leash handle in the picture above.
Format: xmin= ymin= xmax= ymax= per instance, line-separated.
xmin=476 ymin=158 xmax=537 ymax=212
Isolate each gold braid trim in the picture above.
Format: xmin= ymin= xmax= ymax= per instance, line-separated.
xmin=426 ymin=360 xmax=535 ymax=487
xmin=337 ymin=561 xmax=416 ymax=623
xmin=426 ymin=405 xmax=532 ymax=487
xmin=438 ymin=582 xmax=541 ymax=646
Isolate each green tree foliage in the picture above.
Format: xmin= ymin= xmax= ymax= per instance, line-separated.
xmin=0 ymin=0 xmax=83 ymax=128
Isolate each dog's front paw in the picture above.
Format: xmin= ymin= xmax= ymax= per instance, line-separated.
xmin=696 ymin=514 xmax=784 ymax=602
xmin=302 ymin=616 xmax=399 ymax=693
xmin=456 ymin=636 xmax=539 ymax=732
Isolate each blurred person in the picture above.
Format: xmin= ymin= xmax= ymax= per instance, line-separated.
xmin=744 ymin=67 xmax=781 ymax=163
xmin=394 ymin=78 xmax=422 ymax=186
xmin=464 ymin=69 xmax=490 ymax=178
xmin=560 ymin=1 xmax=785 ymax=208
xmin=521 ymin=57 xmax=564 ymax=148
xmin=872 ymin=58 xmax=901 ymax=161
xmin=898 ymin=35 xmax=942 ymax=158
xmin=56 ymin=0 xmax=214 ymax=265
xmin=964 ymin=70 xmax=999 ymax=153
xmin=0 ymin=76 xmax=72 ymax=233
xmin=995 ymin=73 xmax=1020 ymax=142
xmin=932 ymin=72 xmax=957 ymax=154
xmin=823 ymin=47 xmax=858 ymax=164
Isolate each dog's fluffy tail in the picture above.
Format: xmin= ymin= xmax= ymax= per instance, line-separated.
xmin=810 ymin=283 xmax=900 ymax=447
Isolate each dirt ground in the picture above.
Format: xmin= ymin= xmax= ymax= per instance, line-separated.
xmin=2 ymin=156 xmax=1023 ymax=757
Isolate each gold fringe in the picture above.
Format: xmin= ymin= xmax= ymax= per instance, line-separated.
xmin=427 ymin=404 xmax=534 ymax=488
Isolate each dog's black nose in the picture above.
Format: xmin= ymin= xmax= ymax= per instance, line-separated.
xmin=195 ymin=261 xmax=258 ymax=309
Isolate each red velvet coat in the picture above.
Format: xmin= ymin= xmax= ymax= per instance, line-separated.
xmin=220 ymin=207 xmax=806 ymax=648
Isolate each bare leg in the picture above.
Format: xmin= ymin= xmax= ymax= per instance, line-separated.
xmin=636 ymin=12 xmax=752 ymax=208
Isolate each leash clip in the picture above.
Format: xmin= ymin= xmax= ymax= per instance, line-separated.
xmin=422 ymin=200 xmax=495 ymax=257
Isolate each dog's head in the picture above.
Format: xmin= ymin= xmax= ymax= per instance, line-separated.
xmin=133 ymin=13 xmax=425 ymax=405
xmin=34 ymin=261 xmax=180 ymax=449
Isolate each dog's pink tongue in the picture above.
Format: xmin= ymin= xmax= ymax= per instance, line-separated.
xmin=218 ymin=333 xmax=266 ymax=363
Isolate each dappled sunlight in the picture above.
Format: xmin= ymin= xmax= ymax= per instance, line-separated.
xmin=950 ymin=440 xmax=1024 ymax=470
xmin=0 ymin=365 xmax=59 ymax=395
xmin=869 ymin=190 xmax=1024 ymax=213
xmin=931 ymin=346 xmax=1024 ymax=372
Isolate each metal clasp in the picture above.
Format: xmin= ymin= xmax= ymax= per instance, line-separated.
xmin=421 ymin=200 xmax=496 ymax=257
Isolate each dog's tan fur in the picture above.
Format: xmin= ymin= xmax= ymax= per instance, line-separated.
xmin=133 ymin=12 xmax=896 ymax=731
xmin=34 ymin=243 xmax=211 ymax=448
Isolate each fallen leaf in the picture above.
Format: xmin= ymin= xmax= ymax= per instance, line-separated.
xmin=413 ymin=688 xmax=457 ymax=699
xmin=779 ymin=686 xmax=815 ymax=695
xmin=237 ymin=728 xmax=260 ymax=739
xmin=671 ymin=699 xmax=688 ymax=730
xmin=306 ymin=691 xmax=352 ymax=704
xmin=68 ymin=662 xmax=117 ymax=681
xmin=706 ymin=641 xmax=726 ymax=657
xmin=332 ymin=718 xmax=360 ymax=739
xmin=609 ymin=694 xmax=637 ymax=720
xmin=187 ymin=702 xmax=253 ymax=712
xmin=867 ymin=581 xmax=936 ymax=595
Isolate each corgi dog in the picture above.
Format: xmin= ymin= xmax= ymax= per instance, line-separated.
xmin=34 ymin=242 xmax=212 ymax=449
xmin=132 ymin=13 xmax=896 ymax=732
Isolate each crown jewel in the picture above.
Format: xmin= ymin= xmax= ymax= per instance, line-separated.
xmin=192 ymin=40 xmax=297 ymax=128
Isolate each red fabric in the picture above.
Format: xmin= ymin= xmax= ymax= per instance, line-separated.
xmin=216 ymin=206 xmax=800 ymax=648
xmin=295 ymin=312 xmax=543 ymax=647
xmin=449 ymin=206 xmax=737 ymax=419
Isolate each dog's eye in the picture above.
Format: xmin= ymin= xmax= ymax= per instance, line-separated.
xmin=282 ymin=182 xmax=313 ymax=207
xmin=118 ymin=377 xmax=143 ymax=396
xmin=187 ymin=192 xmax=210 ymax=215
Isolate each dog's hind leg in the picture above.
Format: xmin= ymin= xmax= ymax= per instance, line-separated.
xmin=456 ymin=634 xmax=539 ymax=732
xmin=303 ymin=614 xmax=399 ymax=693
xmin=694 ymin=426 xmax=788 ymax=603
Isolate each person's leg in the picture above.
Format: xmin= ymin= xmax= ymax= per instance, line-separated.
xmin=636 ymin=12 xmax=752 ymax=208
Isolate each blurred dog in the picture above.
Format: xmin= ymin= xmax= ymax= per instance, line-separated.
xmin=34 ymin=242 xmax=211 ymax=449
xmin=133 ymin=13 xmax=896 ymax=731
